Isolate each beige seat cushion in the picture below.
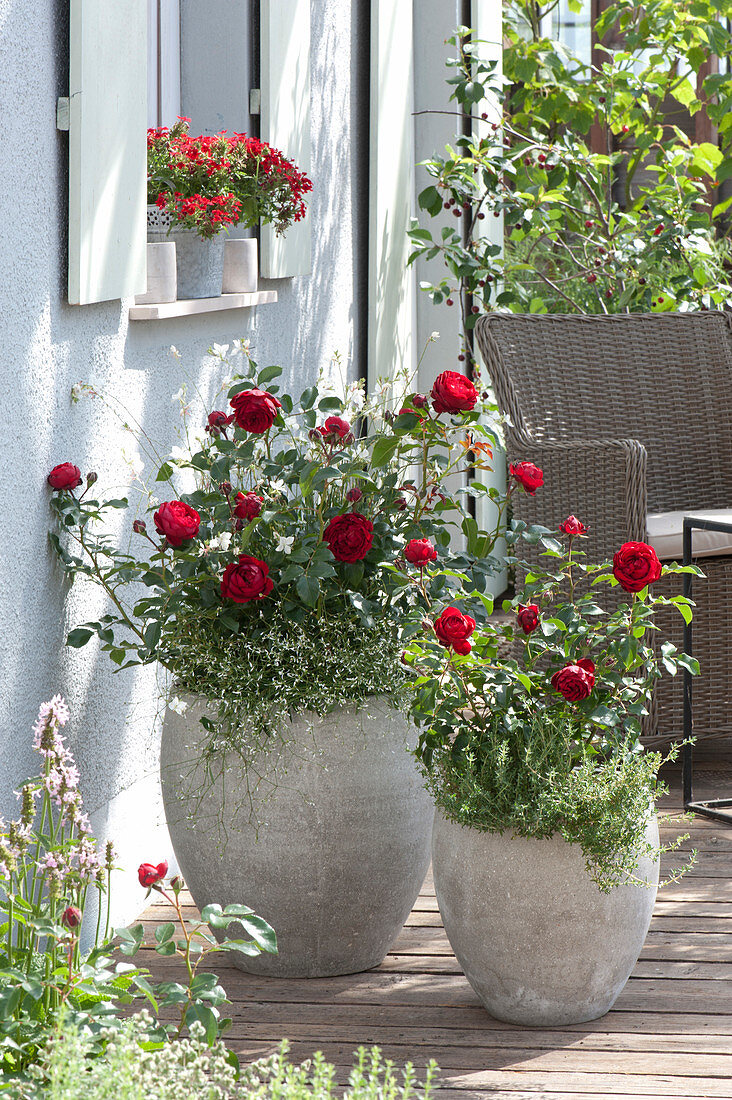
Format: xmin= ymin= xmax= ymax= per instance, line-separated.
xmin=647 ymin=509 xmax=732 ymax=561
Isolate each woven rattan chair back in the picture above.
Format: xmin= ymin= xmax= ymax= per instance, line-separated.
xmin=476 ymin=312 xmax=732 ymax=514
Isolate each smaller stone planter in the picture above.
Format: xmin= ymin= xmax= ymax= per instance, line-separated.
xmin=147 ymin=203 xmax=172 ymax=242
xmin=134 ymin=242 xmax=177 ymax=305
xmin=432 ymin=811 xmax=660 ymax=1026
xmin=223 ymin=237 xmax=258 ymax=294
xmin=170 ymin=228 xmax=225 ymax=299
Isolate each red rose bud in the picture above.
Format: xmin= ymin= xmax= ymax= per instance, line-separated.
xmin=343 ymin=432 xmax=355 ymax=445
xmin=434 ymin=606 xmax=476 ymax=655
xmin=61 ymin=905 xmax=82 ymax=929
xmin=412 ymin=393 xmax=429 ymax=409
xmin=517 ymin=603 xmax=540 ymax=634
xmin=132 ymin=519 xmax=147 ymax=534
xmin=154 ymin=500 xmax=201 ymax=547
xmin=86 ymin=471 xmax=98 ymax=486
xmin=169 ymin=876 xmax=184 ymax=893
xmin=138 ymin=861 xmax=168 ymax=888
xmin=206 ymin=410 xmax=234 ymax=435
xmin=221 ymin=554 xmax=274 ymax=602
xmin=559 ymin=515 xmax=587 ymax=537
xmin=229 ymin=388 xmax=282 ymax=434
xmin=219 ymin=480 xmax=232 ymax=496
xmin=234 ymin=491 xmax=264 ymax=521
xmin=612 ymin=541 xmax=662 ymax=593
xmin=404 ymin=538 xmax=438 ymax=566
xmin=48 ymin=463 xmax=83 ymax=491
xmin=431 ymin=371 xmax=478 ymax=415
xmin=323 ymin=513 xmax=374 ymax=562
xmin=346 ymin=487 xmax=363 ymax=503
xmin=394 ymin=497 xmax=407 ymax=511
xmin=317 ymin=416 xmax=351 ymax=441
xmin=551 ymin=658 xmax=595 ymax=701
xmin=509 ymin=461 xmax=544 ymax=495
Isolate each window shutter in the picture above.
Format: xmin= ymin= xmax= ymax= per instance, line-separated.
xmin=368 ymin=0 xmax=416 ymax=389
xmin=260 ymin=0 xmax=312 ymax=278
xmin=68 ymin=0 xmax=147 ymax=305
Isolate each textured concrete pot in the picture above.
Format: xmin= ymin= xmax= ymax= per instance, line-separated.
xmin=134 ymin=242 xmax=177 ymax=305
xmin=161 ymin=696 xmax=434 ymax=977
xmin=222 ymin=237 xmax=258 ymax=294
xmin=170 ymin=228 xmax=225 ymax=299
xmin=432 ymin=811 xmax=659 ymax=1026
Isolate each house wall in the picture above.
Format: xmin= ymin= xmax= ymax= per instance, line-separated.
xmin=0 ymin=0 xmax=368 ymax=929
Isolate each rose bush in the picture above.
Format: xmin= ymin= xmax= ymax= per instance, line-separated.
xmin=403 ymin=506 xmax=701 ymax=890
xmin=48 ymin=345 xmax=502 ymax=780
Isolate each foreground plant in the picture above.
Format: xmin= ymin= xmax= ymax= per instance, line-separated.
xmin=406 ymin=516 xmax=700 ymax=889
xmin=0 ymin=699 xmax=146 ymax=1076
xmin=14 ymin=1020 xmax=437 ymax=1100
xmin=118 ymin=863 xmax=276 ymax=1046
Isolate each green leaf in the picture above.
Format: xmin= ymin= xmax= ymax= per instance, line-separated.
xmin=67 ymin=627 xmax=94 ymax=648
xmin=184 ymin=1003 xmax=219 ymax=1045
xmin=154 ymin=922 xmax=175 ymax=945
xmin=296 ymin=574 xmax=320 ymax=607
xmin=257 ymin=365 xmax=283 ymax=385
xmin=370 ymin=436 xmax=401 ymax=468
xmin=156 ymin=462 xmax=174 ymax=482
xmin=300 ymin=386 xmax=317 ymax=410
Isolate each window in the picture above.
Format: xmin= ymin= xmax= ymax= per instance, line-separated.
xmin=147 ymin=0 xmax=181 ymax=129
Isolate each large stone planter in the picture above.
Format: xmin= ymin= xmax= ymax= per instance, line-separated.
xmin=432 ymin=811 xmax=659 ymax=1026
xmin=161 ymin=696 xmax=434 ymax=977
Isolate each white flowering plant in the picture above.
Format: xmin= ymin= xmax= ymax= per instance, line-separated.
xmin=49 ymin=345 xmax=501 ymax=756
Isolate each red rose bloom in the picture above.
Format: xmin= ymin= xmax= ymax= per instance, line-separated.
xmin=517 ymin=603 xmax=540 ymax=634
xmin=434 ymin=606 xmax=477 ymax=655
xmin=431 ymin=371 xmax=478 ymax=415
xmin=47 ymin=463 xmax=83 ymax=491
xmin=404 ymin=538 xmax=438 ymax=566
xmin=323 ymin=513 xmax=374 ymax=562
xmin=346 ymin=487 xmax=363 ymax=503
xmin=317 ymin=416 xmax=351 ymax=440
xmin=612 ymin=541 xmax=663 ymax=593
xmin=220 ymin=554 xmax=274 ymax=602
xmin=154 ymin=500 xmax=201 ymax=547
xmin=61 ymin=905 xmax=82 ymax=929
xmin=138 ymin=861 xmax=168 ymax=888
xmin=551 ymin=658 xmax=596 ymax=701
xmin=234 ymin=491 xmax=263 ymax=521
xmin=509 ymin=461 xmax=544 ymax=495
xmin=229 ymin=388 xmax=282 ymax=433
xmin=559 ymin=515 xmax=587 ymax=536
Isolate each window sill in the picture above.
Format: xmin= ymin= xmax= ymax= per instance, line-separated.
xmin=128 ymin=290 xmax=278 ymax=321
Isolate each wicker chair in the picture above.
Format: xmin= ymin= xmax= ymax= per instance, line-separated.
xmin=475 ymin=311 xmax=732 ymax=749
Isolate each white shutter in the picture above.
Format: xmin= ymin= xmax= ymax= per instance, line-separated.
xmin=368 ymin=0 xmax=416 ymax=389
xmin=472 ymin=0 xmax=506 ymax=595
xmin=260 ymin=0 xmax=312 ymax=278
xmin=68 ymin=0 xmax=147 ymax=305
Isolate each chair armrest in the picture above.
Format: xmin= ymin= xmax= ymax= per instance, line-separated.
xmin=506 ymin=432 xmax=648 ymax=560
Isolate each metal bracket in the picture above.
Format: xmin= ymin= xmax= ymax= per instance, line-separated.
xmin=56 ymin=97 xmax=70 ymax=131
xmin=249 ymin=88 xmax=261 ymax=115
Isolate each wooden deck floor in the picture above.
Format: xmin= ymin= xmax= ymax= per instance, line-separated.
xmin=141 ymin=766 xmax=732 ymax=1099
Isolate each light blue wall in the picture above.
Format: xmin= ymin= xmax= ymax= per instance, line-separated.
xmin=0 ymin=0 xmax=368 ymax=927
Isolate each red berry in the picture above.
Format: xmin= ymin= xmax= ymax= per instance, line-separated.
xmin=524 ymin=156 xmax=531 ymax=166
xmin=453 ymin=208 xmax=462 ymax=217
xmin=458 ymin=353 xmax=465 ymax=361
xmin=587 ymin=273 xmax=597 ymax=284
xmin=478 ymin=279 xmax=486 ymax=287
xmin=639 ymin=277 xmax=646 ymax=285
xmin=446 ymin=298 xmax=454 ymax=306
xmin=477 ymin=212 xmax=485 ymax=220
xmin=481 ymin=112 xmax=488 ymax=120
xmin=622 ymin=125 xmax=629 ymax=133
xmin=605 ymin=290 xmax=613 ymax=299
xmin=584 ymin=220 xmax=593 ymax=228
xmin=443 ymin=202 xmax=451 ymax=209
xmin=471 ymin=305 xmax=480 ymax=314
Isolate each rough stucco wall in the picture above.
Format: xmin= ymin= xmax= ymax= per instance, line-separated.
xmin=0 ymin=0 xmax=366 ymax=927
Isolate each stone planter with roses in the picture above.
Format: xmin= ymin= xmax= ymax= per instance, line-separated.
xmin=47 ymin=353 xmax=505 ymax=977
xmin=404 ymin=513 xmax=700 ymax=1025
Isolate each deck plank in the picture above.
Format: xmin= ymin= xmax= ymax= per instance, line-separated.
xmin=140 ymin=769 xmax=732 ymax=1098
